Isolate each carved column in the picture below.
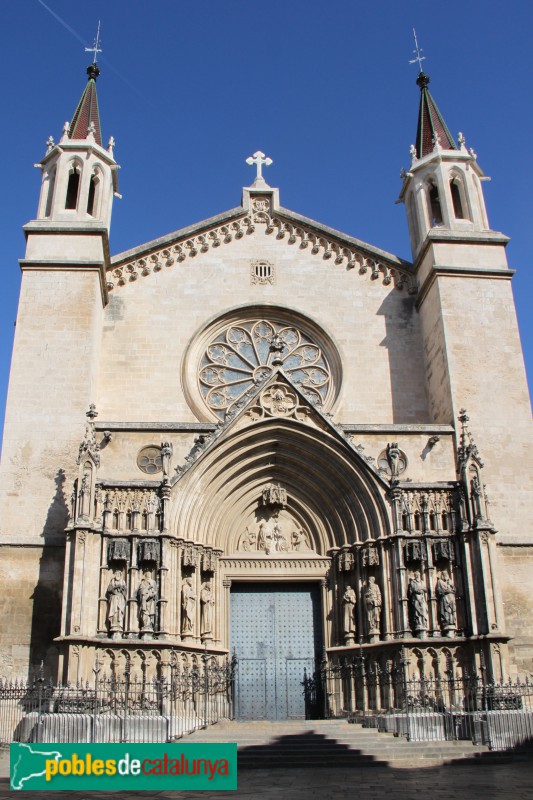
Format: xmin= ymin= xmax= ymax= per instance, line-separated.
xmin=128 ymin=535 xmax=140 ymax=637
xmin=426 ymin=540 xmax=439 ymax=637
xmin=97 ymin=535 xmax=109 ymax=635
xmin=353 ymin=548 xmax=363 ymax=645
xmin=379 ymin=539 xmax=392 ymax=640
xmin=222 ymin=578 xmax=232 ymax=652
xmin=61 ymin=530 xmax=75 ymax=637
xmin=69 ymin=529 xmax=88 ymax=636
xmin=166 ymin=540 xmax=179 ymax=640
xmin=175 ymin=539 xmax=184 ymax=640
xmin=194 ymin=552 xmax=202 ymax=642
xmin=484 ymin=531 xmax=504 ymax=633
xmin=321 ymin=575 xmax=332 ymax=652
xmin=459 ymin=530 xmax=478 ymax=636
xmin=329 ymin=548 xmax=340 ymax=646
xmin=160 ymin=482 xmax=171 ymax=534
xmin=472 ymin=529 xmax=491 ymax=635
xmin=393 ymin=536 xmax=410 ymax=638
xmin=390 ymin=487 xmax=403 ymax=535
xmin=158 ymin=537 xmax=170 ymax=638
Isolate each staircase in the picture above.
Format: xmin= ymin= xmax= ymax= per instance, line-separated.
xmin=185 ymin=719 xmax=514 ymax=768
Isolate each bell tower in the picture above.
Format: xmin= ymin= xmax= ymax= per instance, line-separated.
xmin=398 ymin=71 xmax=533 ymax=660
xmin=0 ymin=57 xmax=120 ymax=674
xmin=399 ymin=71 xmax=490 ymax=256
xmin=33 ymin=61 xmax=119 ymax=241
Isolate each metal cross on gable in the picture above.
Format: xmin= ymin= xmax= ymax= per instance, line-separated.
xmin=246 ymin=151 xmax=273 ymax=182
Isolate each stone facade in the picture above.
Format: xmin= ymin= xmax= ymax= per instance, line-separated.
xmin=0 ymin=68 xmax=532 ymax=708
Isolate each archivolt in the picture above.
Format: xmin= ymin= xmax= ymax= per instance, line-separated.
xmin=170 ymin=418 xmax=391 ymax=554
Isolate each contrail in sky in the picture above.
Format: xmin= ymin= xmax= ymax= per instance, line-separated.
xmin=37 ymin=0 xmax=89 ymax=47
xmin=36 ymin=0 xmax=148 ymax=102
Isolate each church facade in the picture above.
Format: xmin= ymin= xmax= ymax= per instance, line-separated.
xmin=0 ymin=61 xmax=531 ymax=720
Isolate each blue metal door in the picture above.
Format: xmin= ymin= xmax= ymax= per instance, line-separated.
xmin=231 ymin=583 xmax=322 ymax=720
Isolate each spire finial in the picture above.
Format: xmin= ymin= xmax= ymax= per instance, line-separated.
xmin=409 ymin=28 xmax=426 ymax=74
xmin=85 ymin=20 xmax=102 ymax=65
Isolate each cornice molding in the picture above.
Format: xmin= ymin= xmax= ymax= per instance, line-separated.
xmin=106 ymin=208 xmax=417 ymax=294
xmin=416 ymin=264 xmax=515 ymax=309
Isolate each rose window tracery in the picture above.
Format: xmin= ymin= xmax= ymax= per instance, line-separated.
xmin=198 ymin=320 xmax=332 ymax=420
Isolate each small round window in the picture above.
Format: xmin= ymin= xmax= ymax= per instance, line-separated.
xmin=137 ymin=446 xmax=163 ymax=475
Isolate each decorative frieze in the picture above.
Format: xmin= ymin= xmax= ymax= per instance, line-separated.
xmin=107 ymin=213 xmax=416 ymax=294
xmin=221 ymin=558 xmax=330 ymax=570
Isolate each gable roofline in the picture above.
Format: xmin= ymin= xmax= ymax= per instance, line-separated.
xmin=276 ymin=206 xmax=411 ymax=269
xmin=169 ymin=368 xmax=390 ymax=492
xmin=110 ymin=202 xmax=412 ymax=273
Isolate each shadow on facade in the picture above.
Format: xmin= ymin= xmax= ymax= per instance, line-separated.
xmin=27 ymin=469 xmax=68 ymax=681
xmin=377 ymin=292 xmax=432 ymax=424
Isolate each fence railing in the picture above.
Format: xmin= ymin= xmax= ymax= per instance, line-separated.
xmin=0 ymin=657 xmax=235 ymax=744
xmin=303 ymin=653 xmax=533 ymax=751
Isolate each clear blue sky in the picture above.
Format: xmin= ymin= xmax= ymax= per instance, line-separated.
xmin=1 ymin=0 xmax=531 ymax=443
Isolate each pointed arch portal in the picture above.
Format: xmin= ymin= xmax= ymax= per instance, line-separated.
xmin=172 ymin=418 xmax=391 ymax=552
xmin=169 ymin=416 xmax=391 ymax=719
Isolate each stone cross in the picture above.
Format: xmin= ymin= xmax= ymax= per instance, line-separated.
xmin=246 ymin=151 xmax=273 ymax=182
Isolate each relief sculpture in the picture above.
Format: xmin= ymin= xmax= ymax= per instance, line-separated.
xmin=238 ymin=512 xmax=313 ymax=554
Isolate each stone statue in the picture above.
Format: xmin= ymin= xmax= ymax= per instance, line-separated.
xmin=106 ymin=569 xmax=127 ymax=638
xmin=161 ymin=441 xmax=173 ymax=478
xmin=181 ymin=577 xmax=196 ymax=635
xmin=291 ymin=526 xmax=310 ymax=551
xmin=257 ymin=519 xmax=274 ymax=554
xmin=408 ymin=571 xmax=428 ymax=636
xmin=435 ymin=570 xmax=457 ymax=636
xmin=342 ymin=586 xmax=356 ymax=641
xmin=272 ymin=513 xmax=287 ymax=551
xmin=386 ymin=442 xmax=401 ymax=478
xmin=363 ymin=577 xmax=382 ymax=636
xmin=470 ymin=475 xmax=483 ymax=519
xmin=137 ymin=570 xmax=157 ymax=633
xmin=257 ymin=511 xmax=287 ymax=555
xmin=239 ymin=526 xmax=256 ymax=551
xmin=200 ymin=582 xmax=215 ymax=637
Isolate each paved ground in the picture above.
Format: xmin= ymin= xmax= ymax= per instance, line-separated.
xmin=1 ymin=748 xmax=532 ymax=799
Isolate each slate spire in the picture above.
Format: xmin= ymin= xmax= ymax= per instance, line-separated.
xmin=415 ymin=72 xmax=455 ymax=158
xmin=68 ymin=63 xmax=103 ymax=146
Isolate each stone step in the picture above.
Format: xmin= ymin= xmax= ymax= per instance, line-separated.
xmin=182 ymin=719 xmax=505 ymax=767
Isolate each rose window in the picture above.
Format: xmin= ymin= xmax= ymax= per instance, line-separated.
xmin=198 ymin=320 xmax=332 ymax=420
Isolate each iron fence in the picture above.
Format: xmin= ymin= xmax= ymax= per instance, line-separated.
xmin=0 ymin=657 xmax=235 ymax=744
xmin=303 ymin=652 xmax=533 ymax=751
